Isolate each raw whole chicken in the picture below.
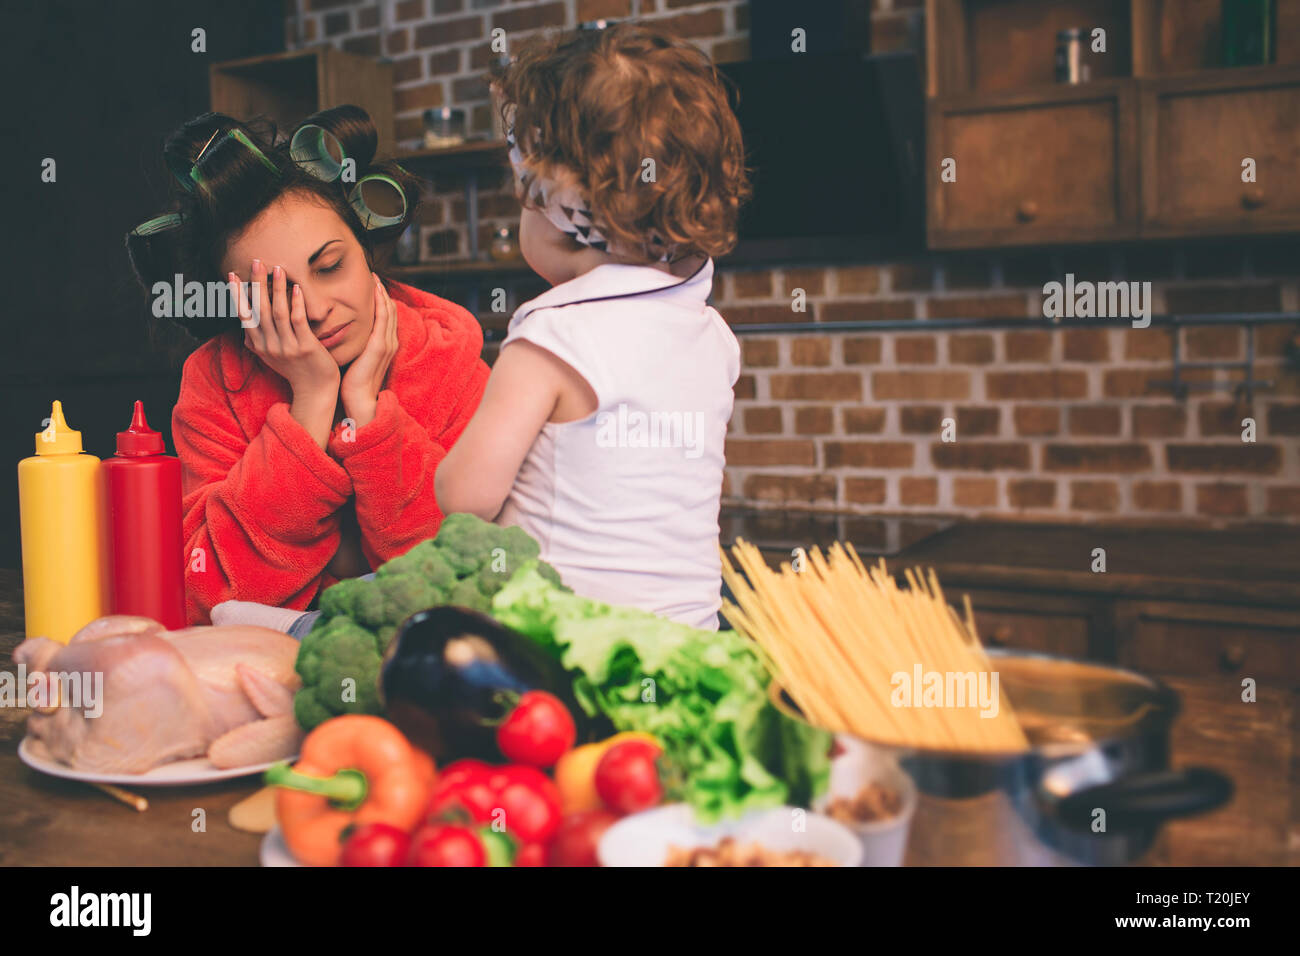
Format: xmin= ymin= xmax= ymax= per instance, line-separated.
xmin=14 ymin=615 xmax=304 ymax=774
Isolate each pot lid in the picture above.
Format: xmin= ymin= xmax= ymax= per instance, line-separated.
xmin=993 ymin=653 xmax=1178 ymax=751
xmin=769 ymin=650 xmax=1179 ymax=760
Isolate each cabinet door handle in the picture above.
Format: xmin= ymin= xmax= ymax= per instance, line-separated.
xmin=1016 ymin=200 xmax=1039 ymax=222
xmin=1241 ymin=188 xmax=1266 ymax=210
xmin=1219 ymin=645 xmax=1246 ymax=670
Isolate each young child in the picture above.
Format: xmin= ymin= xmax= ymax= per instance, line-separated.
xmin=435 ymin=23 xmax=752 ymax=630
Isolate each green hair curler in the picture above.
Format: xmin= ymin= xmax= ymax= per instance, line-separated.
xmin=290 ymin=124 xmax=346 ymax=182
xmin=171 ymin=127 xmax=280 ymax=194
xmin=348 ymin=174 xmax=407 ymax=230
xmin=291 ymin=122 xmax=407 ymax=230
xmin=130 ymin=212 xmax=185 ymax=237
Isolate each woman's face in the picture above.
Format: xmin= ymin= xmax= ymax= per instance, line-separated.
xmin=220 ymin=191 xmax=374 ymax=366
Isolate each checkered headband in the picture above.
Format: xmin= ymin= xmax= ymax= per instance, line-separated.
xmin=506 ymin=124 xmax=677 ymax=264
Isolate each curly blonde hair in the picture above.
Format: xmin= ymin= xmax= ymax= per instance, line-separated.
xmin=492 ymin=23 xmax=752 ymax=262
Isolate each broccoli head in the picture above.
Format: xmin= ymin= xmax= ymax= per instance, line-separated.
xmin=292 ymin=514 xmax=558 ymax=728
xmin=536 ymin=559 xmax=565 ymax=589
xmin=346 ymin=572 xmax=445 ymax=630
xmin=317 ymin=576 xmax=371 ymax=622
xmin=498 ymin=524 xmax=541 ymax=565
xmin=376 ymin=539 xmax=457 ymax=591
xmin=447 ymin=576 xmax=491 ymax=613
xmin=375 ymin=624 xmax=399 ymax=653
xmin=292 ymin=615 xmax=385 ymax=730
xmin=475 ymin=560 xmax=510 ymax=598
xmin=433 ymin=512 xmax=505 ymax=576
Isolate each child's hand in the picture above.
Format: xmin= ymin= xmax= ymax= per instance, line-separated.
xmin=341 ymin=273 xmax=399 ymax=428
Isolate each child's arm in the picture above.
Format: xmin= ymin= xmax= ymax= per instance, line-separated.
xmin=435 ymin=339 xmax=590 ymax=521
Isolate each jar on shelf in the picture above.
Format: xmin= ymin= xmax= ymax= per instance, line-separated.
xmin=489 ymin=226 xmax=520 ymax=262
xmin=423 ymin=108 xmax=466 ymax=149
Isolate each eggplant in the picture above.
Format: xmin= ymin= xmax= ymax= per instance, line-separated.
xmin=380 ymin=605 xmax=593 ymax=762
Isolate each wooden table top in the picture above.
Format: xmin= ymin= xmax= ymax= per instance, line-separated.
xmin=895 ymin=521 xmax=1300 ymax=607
xmin=3 ymin=515 xmax=1293 ymax=866
xmin=0 ymin=568 xmax=265 ymax=866
xmin=722 ymin=509 xmax=1300 ymax=608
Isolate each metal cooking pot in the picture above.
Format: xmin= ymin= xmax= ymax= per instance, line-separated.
xmin=774 ymin=650 xmax=1233 ymax=866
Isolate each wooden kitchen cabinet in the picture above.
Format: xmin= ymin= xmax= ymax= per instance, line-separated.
xmin=926 ymin=81 xmax=1140 ymax=249
xmin=1144 ymin=674 xmax=1295 ymax=866
xmin=1113 ymin=599 xmax=1299 ymax=865
xmin=1131 ymin=0 xmax=1300 ymax=77
xmin=209 ymin=48 xmax=396 ymax=158
xmin=964 ymin=587 xmax=1101 ymax=660
xmin=1138 ymin=64 xmax=1300 ymax=239
xmin=925 ymin=0 xmax=1300 ymax=249
xmin=896 ymin=521 xmax=1300 ymax=865
xmin=1114 ymin=599 xmax=1300 ymax=683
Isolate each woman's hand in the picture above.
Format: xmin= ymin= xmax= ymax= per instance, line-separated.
xmin=340 ymin=273 xmax=399 ymax=429
xmin=234 ymin=260 xmax=339 ymax=449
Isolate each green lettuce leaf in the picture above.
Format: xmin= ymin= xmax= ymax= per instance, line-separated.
xmin=491 ymin=561 xmax=831 ymax=822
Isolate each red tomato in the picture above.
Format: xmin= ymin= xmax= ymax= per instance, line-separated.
xmin=407 ymin=824 xmax=487 ymax=867
xmin=547 ymin=810 xmax=620 ymax=867
xmin=513 ymin=842 xmax=547 ymax=867
xmin=427 ymin=759 xmax=497 ymax=823
xmin=432 ymin=759 xmax=493 ymax=793
xmin=497 ymin=691 xmax=577 ymax=767
xmin=430 ymin=762 xmax=564 ymax=844
xmin=339 ymin=823 xmax=410 ymax=867
xmin=594 ymin=740 xmax=663 ymax=815
xmin=488 ymin=765 xmax=563 ymax=844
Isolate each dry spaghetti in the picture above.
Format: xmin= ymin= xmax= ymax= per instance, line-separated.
xmin=721 ymin=539 xmax=1030 ymax=753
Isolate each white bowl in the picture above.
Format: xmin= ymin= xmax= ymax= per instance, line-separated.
xmin=814 ymin=735 xmax=917 ymax=866
xmin=597 ymin=804 xmax=863 ymax=867
xmin=259 ymin=825 xmax=301 ymax=867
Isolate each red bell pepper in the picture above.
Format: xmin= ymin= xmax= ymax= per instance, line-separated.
xmin=427 ymin=759 xmax=564 ymax=854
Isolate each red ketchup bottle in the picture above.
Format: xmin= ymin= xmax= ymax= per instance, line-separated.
xmin=102 ymin=401 xmax=186 ymax=629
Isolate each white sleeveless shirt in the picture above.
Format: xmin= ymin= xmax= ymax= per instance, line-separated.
xmin=496 ymin=256 xmax=739 ymax=630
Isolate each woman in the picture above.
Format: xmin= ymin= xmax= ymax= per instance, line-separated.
xmin=127 ymin=106 xmax=488 ymax=624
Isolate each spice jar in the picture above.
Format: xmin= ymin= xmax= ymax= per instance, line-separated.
xmin=423 ymin=108 xmax=466 ymax=149
xmin=489 ymin=226 xmax=520 ymax=262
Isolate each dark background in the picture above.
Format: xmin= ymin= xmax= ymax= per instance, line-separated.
xmin=1 ymin=0 xmax=284 ymax=569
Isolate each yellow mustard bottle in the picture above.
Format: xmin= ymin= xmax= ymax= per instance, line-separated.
xmin=18 ymin=401 xmax=111 ymax=643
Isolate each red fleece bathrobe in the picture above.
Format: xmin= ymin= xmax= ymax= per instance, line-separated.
xmin=172 ymin=280 xmax=489 ymax=624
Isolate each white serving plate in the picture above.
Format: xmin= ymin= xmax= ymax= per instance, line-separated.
xmin=260 ymin=825 xmax=301 ymax=867
xmin=598 ymin=803 xmax=863 ymax=867
xmin=19 ymin=736 xmax=290 ymax=786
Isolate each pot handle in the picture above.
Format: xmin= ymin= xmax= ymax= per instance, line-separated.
xmin=1054 ymin=768 xmax=1234 ymax=831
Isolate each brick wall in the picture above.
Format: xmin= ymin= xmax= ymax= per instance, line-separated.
xmin=288 ymin=0 xmax=1300 ymax=526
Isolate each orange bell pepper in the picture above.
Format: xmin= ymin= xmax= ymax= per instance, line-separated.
xmin=266 ymin=715 xmax=436 ymax=867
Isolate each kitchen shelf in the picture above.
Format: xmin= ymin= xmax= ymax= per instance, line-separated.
xmin=926 ymin=0 xmax=1298 ymax=98
xmin=394 ymin=138 xmax=513 ymax=269
xmin=719 ymin=312 xmax=1300 ymax=334
xmin=396 ymin=138 xmax=509 ymax=168
xmin=209 ymin=47 xmax=396 ymax=157
xmin=389 ymin=259 xmax=532 ymax=282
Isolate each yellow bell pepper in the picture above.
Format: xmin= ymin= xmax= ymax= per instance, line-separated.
xmin=554 ymin=732 xmax=658 ymax=813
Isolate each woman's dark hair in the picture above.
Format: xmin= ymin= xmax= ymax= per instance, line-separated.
xmin=127 ymin=105 xmax=421 ymax=342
